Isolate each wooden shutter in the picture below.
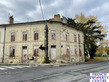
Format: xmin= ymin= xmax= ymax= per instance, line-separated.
xmin=23 ymin=33 xmax=24 ymax=41
xmin=13 ymin=34 xmax=15 ymax=41
xmin=13 ymin=48 xmax=15 ymax=57
xmin=36 ymin=32 xmax=38 ymax=40
xmin=36 ymin=48 xmax=39 ymax=56
xmin=34 ymin=32 xmax=36 ymax=40
xmin=34 ymin=32 xmax=38 ymax=40
xmin=79 ymin=48 xmax=81 ymax=56
xmin=34 ymin=49 xmax=36 ymax=56
xmin=34 ymin=46 xmax=39 ymax=56
xmin=25 ymin=33 xmax=27 ymax=41
xmin=74 ymin=34 xmax=76 ymax=42
xmin=66 ymin=47 xmax=70 ymax=56
xmin=78 ymin=34 xmax=80 ymax=44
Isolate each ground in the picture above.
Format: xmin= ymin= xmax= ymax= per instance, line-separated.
xmin=0 ymin=60 xmax=109 ymax=82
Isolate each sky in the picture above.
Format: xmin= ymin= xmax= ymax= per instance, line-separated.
xmin=0 ymin=0 xmax=109 ymax=38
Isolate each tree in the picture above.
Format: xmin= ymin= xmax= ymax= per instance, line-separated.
xmin=66 ymin=14 xmax=106 ymax=59
xmin=96 ymin=40 xmax=109 ymax=56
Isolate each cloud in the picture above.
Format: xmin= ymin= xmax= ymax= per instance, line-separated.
xmin=0 ymin=0 xmax=109 ymax=28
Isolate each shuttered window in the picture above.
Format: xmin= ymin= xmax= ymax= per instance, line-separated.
xmin=11 ymin=32 xmax=15 ymax=42
xmin=10 ymin=47 xmax=15 ymax=57
xmin=78 ymin=34 xmax=80 ymax=44
xmin=66 ymin=33 xmax=69 ymax=41
xmin=66 ymin=46 xmax=70 ymax=56
xmin=79 ymin=47 xmax=82 ymax=56
xmin=51 ymin=30 xmax=56 ymax=40
xmin=34 ymin=31 xmax=38 ymax=40
xmin=75 ymin=46 xmax=77 ymax=55
xmin=33 ymin=46 xmax=39 ymax=56
xmin=23 ymin=32 xmax=27 ymax=41
xmin=74 ymin=34 xmax=77 ymax=42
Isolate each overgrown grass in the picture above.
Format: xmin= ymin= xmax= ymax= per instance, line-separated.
xmin=86 ymin=56 xmax=109 ymax=63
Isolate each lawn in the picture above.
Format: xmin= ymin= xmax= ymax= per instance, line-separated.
xmin=86 ymin=56 xmax=109 ymax=63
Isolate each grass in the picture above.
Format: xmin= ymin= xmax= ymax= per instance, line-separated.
xmin=86 ymin=56 xmax=109 ymax=63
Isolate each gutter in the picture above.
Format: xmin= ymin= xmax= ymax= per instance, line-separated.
xmin=45 ymin=24 xmax=48 ymax=63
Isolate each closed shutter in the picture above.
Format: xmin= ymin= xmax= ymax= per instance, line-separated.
xmin=36 ymin=32 xmax=38 ymax=40
xmin=33 ymin=46 xmax=39 ymax=56
xmin=13 ymin=48 xmax=15 ymax=57
xmin=34 ymin=49 xmax=36 ymax=56
xmin=66 ymin=46 xmax=70 ymax=56
xmin=78 ymin=34 xmax=80 ymax=44
xmin=25 ymin=33 xmax=27 ymax=41
xmin=79 ymin=48 xmax=82 ymax=56
xmin=23 ymin=33 xmax=24 ymax=41
xmin=34 ymin=31 xmax=38 ymax=40
xmin=74 ymin=34 xmax=76 ymax=42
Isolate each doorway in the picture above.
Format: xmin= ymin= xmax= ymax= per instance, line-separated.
xmin=51 ymin=45 xmax=56 ymax=61
xmin=22 ymin=46 xmax=27 ymax=63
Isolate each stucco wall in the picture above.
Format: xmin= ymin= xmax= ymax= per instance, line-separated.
xmin=0 ymin=27 xmax=5 ymax=63
xmin=3 ymin=21 xmax=84 ymax=64
xmin=60 ymin=24 xmax=84 ymax=63
xmin=4 ymin=23 xmax=45 ymax=63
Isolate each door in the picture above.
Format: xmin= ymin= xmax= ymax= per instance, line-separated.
xmin=22 ymin=46 xmax=27 ymax=63
xmin=51 ymin=45 xmax=56 ymax=61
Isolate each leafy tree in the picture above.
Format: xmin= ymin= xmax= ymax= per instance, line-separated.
xmin=66 ymin=15 xmax=106 ymax=59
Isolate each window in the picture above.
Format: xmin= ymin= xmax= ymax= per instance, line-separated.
xmin=75 ymin=46 xmax=77 ymax=55
xmin=10 ymin=47 xmax=15 ymax=57
xmin=34 ymin=31 xmax=38 ymax=40
xmin=33 ymin=46 xmax=39 ymax=56
xmin=78 ymin=34 xmax=80 ymax=44
xmin=23 ymin=32 xmax=27 ymax=41
xmin=79 ymin=47 xmax=82 ymax=56
xmin=66 ymin=46 xmax=70 ymax=56
xmin=51 ymin=30 xmax=56 ymax=40
xmin=11 ymin=32 xmax=15 ymax=42
xmin=74 ymin=34 xmax=77 ymax=42
xmin=66 ymin=33 xmax=69 ymax=41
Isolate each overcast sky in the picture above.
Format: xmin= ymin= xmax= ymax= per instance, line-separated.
xmin=0 ymin=0 xmax=109 ymax=38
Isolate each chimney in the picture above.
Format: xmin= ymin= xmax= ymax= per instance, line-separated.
xmin=9 ymin=16 xmax=14 ymax=24
xmin=54 ymin=14 xmax=61 ymax=21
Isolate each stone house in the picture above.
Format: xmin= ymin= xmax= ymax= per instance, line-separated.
xmin=0 ymin=26 xmax=5 ymax=63
xmin=0 ymin=15 xmax=85 ymax=64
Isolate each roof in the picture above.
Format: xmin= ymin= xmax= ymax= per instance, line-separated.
xmin=0 ymin=20 xmax=63 ymax=26
xmin=0 ymin=20 xmax=82 ymax=32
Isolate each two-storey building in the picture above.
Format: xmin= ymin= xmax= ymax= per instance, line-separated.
xmin=0 ymin=15 xmax=84 ymax=64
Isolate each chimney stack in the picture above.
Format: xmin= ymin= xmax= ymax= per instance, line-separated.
xmin=54 ymin=14 xmax=61 ymax=21
xmin=9 ymin=16 xmax=14 ymax=24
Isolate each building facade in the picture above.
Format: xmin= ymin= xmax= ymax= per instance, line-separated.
xmin=0 ymin=26 xmax=5 ymax=63
xmin=0 ymin=15 xmax=84 ymax=64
